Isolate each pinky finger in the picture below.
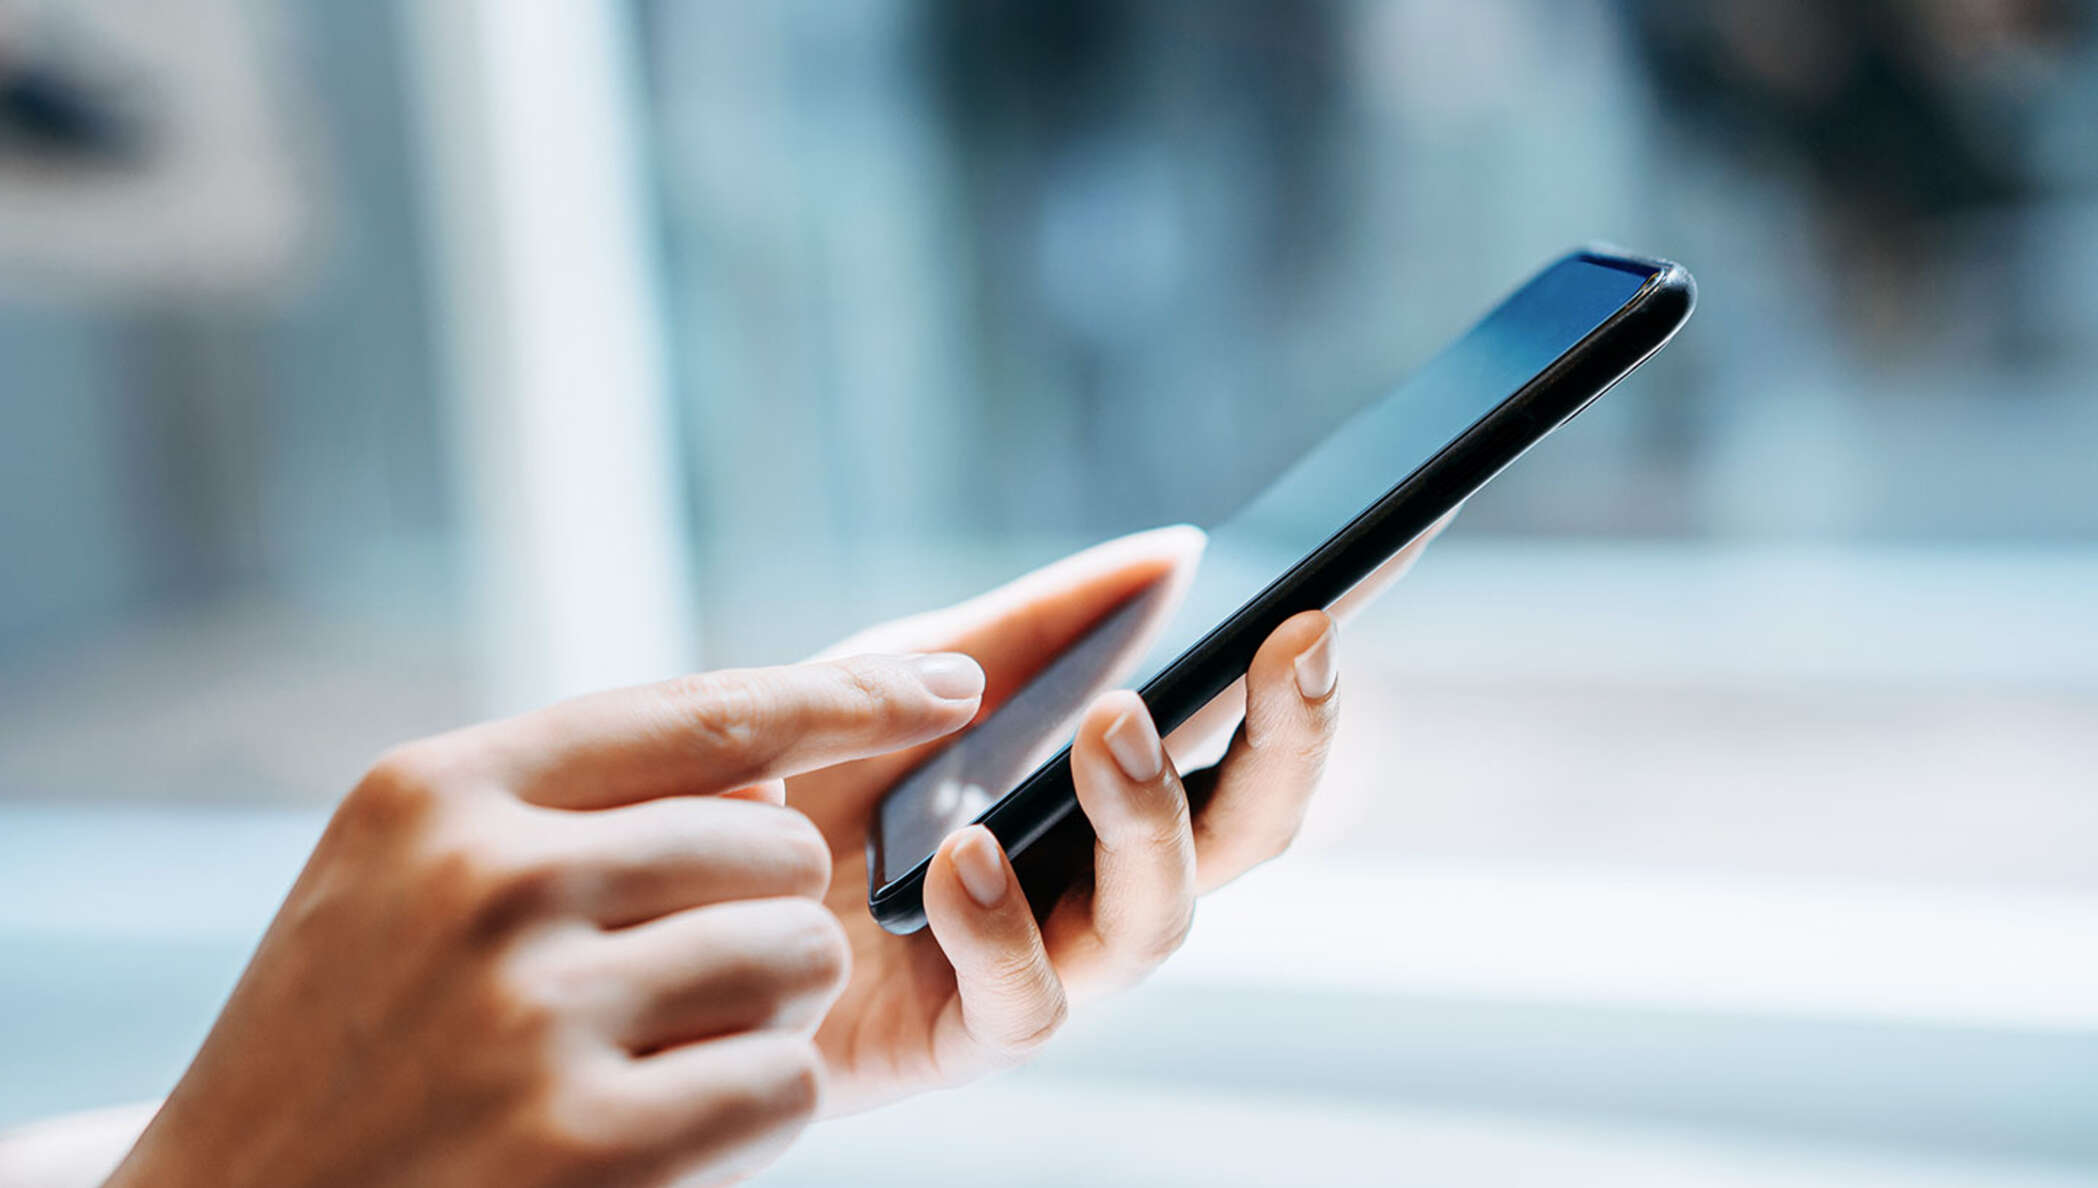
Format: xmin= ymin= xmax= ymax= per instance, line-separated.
xmin=1189 ymin=610 xmax=1339 ymax=893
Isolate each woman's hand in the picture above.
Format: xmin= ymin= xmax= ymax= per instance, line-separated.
xmin=105 ymin=654 xmax=989 ymax=1188
xmin=790 ymin=523 xmax=1445 ymax=1114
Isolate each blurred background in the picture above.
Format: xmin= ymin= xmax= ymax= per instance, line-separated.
xmin=3 ymin=0 xmax=2096 ymax=1184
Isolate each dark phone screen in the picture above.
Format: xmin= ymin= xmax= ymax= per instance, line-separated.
xmin=874 ymin=256 xmax=1654 ymax=888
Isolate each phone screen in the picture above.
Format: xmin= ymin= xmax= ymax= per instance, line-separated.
xmin=873 ymin=255 xmax=1657 ymax=890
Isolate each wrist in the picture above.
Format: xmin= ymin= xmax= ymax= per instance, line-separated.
xmin=99 ymin=1107 xmax=215 ymax=1188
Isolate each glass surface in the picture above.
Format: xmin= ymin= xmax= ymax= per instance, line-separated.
xmin=875 ymin=257 xmax=1653 ymax=886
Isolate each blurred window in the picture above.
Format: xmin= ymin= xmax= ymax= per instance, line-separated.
xmin=632 ymin=0 xmax=2098 ymax=892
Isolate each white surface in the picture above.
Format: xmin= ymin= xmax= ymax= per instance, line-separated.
xmin=1166 ymin=860 xmax=2098 ymax=1033
xmin=758 ymin=1080 xmax=2098 ymax=1188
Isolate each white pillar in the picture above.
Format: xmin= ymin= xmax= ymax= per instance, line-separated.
xmin=398 ymin=0 xmax=697 ymax=713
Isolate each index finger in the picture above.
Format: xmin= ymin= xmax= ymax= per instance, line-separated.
xmin=796 ymin=526 xmax=1204 ymax=805
xmin=495 ymin=653 xmax=986 ymax=809
xmin=817 ymin=525 xmax=1203 ymax=707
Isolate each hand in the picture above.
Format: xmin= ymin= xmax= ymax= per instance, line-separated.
xmin=789 ymin=521 xmax=1447 ymax=1113
xmin=105 ymin=654 xmax=989 ymax=1188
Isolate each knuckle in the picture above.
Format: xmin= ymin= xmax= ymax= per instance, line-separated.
xmin=978 ymin=957 xmax=1068 ymax=1053
xmin=774 ymin=901 xmax=852 ymax=996
xmin=419 ymin=830 xmax=572 ymax=939
xmin=1100 ymin=903 xmax=1196 ymax=976
xmin=484 ymin=971 xmax=565 ymax=1052
xmin=534 ymin=1070 xmax=641 ymax=1170
xmin=1142 ymin=814 xmax=1193 ymax=855
xmin=340 ymin=743 xmax=450 ymax=835
xmin=773 ymin=1042 xmax=825 ymax=1123
xmin=668 ymin=673 xmax=771 ymax=774
xmin=711 ymin=1038 xmax=822 ymax=1131
xmin=1255 ymin=812 xmax=1307 ymax=866
xmin=982 ymin=943 xmax=1045 ymax=992
xmin=497 ymin=931 xmax=608 ymax=1026
xmin=769 ymin=811 xmax=834 ymax=898
xmin=1100 ymin=794 xmax=1192 ymax=859
xmin=1140 ymin=906 xmax=1197 ymax=968
xmin=472 ymin=858 xmax=572 ymax=937
xmin=1296 ymin=715 xmax=1338 ymax=764
xmin=998 ymin=994 xmax=1069 ymax=1057
xmin=832 ymin=657 xmax=909 ymax=733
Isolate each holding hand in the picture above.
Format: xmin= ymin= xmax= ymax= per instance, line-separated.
xmin=789 ymin=522 xmax=1444 ymax=1112
xmin=107 ymin=654 xmax=988 ymax=1188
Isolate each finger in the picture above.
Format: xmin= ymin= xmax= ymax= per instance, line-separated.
xmin=922 ymin=826 xmax=1069 ymax=1076
xmin=497 ymin=653 xmax=985 ymax=809
xmin=595 ymin=898 xmax=850 ymax=1054
xmin=818 ymin=526 xmax=1205 ymax=689
xmin=617 ymin=1031 xmax=823 ymax=1184
xmin=798 ymin=526 xmax=1204 ymax=807
xmin=1043 ymin=692 xmax=1197 ymax=993
xmin=544 ymin=797 xmax=833 ymax=927
xmin=1190 ymin=610 xmax=1339 ymax=894
xmin=1159 ymin=514 xmax=1449 ymax=772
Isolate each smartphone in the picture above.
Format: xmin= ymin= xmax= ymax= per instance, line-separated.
xmin=868 ymin=247 xmax=1696 ymax=934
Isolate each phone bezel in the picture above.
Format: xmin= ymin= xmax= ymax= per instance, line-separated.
xmin=868 ymin=248 xmax=1696 ymax=933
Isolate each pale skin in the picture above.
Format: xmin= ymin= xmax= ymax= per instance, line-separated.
xmin=0 ymin=522 xmax=1444 ymax=1188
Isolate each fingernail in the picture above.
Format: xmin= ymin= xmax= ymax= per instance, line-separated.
xmin=1294 ymin=623 xmax=1338 ymax=700
xmin=951 ymin=827 xmax=1008 ymax=909
xmin=912 ymin=653 xmax=986 ymax=702
xmin=1103 ymin=707 xmax=1164 ymax=783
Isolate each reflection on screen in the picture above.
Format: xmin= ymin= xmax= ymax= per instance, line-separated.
xmin=875 ymin=255 xmax=1654 ymax=887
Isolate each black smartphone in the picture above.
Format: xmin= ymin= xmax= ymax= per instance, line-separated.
xmin=868 ymin=247 xmax=1696 ymax=934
